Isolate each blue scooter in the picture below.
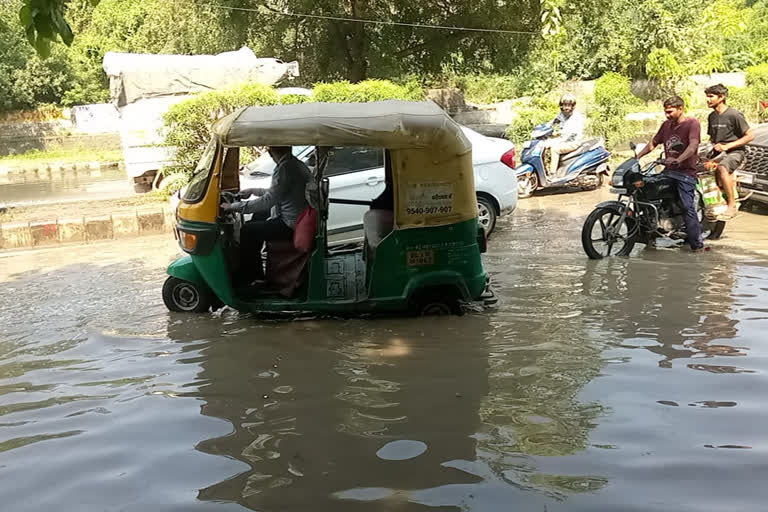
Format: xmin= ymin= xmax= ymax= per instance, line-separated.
xmin=515 ymin=123 xmax=611 ymax=198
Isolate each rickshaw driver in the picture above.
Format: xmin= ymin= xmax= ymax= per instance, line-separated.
xmin=220 ymin=146 xmax=312 ymax=283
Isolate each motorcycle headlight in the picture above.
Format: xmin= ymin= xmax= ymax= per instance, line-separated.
xmin=611 ymin=172 xmax=624 ymax=187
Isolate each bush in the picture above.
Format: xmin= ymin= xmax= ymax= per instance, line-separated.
xmin=453 ymin=74 xmax=520 ymax=104
xmin=312 ymin=79 xmax=424 ymax=103
xmin=589 ymin=72 xmax=642 ymax=149
xmin=505 ymin=94 xmax=560 ymax=147
xmin=746 ymin=64 xmax=768 ymax=98
xmin=163 ymin=83 xmax=280 ymax=175
xmin=727 ymin=66 xmax=768 ymax=122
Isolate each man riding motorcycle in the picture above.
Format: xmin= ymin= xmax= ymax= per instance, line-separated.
xmin=635 ymin=96 xmax=705 ymax=251
xmin=547 ymin=93 xmax=586 ymax=178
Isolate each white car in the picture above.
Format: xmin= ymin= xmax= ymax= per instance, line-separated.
xmin=239 ymin=126 xmax=518 ymax=236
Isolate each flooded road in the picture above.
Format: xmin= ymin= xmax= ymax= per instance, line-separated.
xmin=2 ymin=191 xmax=768 ymax=511
xmin=0 ymin=166 xmax=133 ymax=207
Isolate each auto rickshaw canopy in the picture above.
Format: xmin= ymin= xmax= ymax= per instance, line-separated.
xmin=211 ymin=101 xmax=477 ymax=229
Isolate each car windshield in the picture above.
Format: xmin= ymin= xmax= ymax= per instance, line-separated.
xmin=183 ymin=139 xmax=217 ymax=203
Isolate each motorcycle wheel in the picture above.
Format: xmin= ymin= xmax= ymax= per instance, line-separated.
xmin=518 ymin=173 xmax=539 ymax=198
xmin=581 ymin=207 xmax=636 ymax=259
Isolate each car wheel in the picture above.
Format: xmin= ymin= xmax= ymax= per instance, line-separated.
xmin=477 ymin=195 xmax=497 ymax=236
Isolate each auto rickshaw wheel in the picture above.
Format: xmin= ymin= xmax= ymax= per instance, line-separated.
xmin=411 ymin=288 xmax=463 ymax=316
xmin=162 ymin=277 xmax=212 ymax=313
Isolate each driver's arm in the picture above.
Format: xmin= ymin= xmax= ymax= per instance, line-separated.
xmin=635 ymin=139 xmax=657 ymax=159
xmin=721 ymin=127 xmax=754 ymax=152
xmin=240 ymin=165 xmax=288 ymax=214
xmin=676 ymin=135 xmax=700 ymax=164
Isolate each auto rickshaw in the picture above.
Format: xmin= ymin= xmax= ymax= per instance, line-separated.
xmin=162 ymin=100 xmax=495 ymax=315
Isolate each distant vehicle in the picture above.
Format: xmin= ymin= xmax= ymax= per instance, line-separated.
xmin=515 ymin=123 xmax=610 ymax=198
xmin=102 ymin=47 xmax=299 ymax=193
xmin=726 ymin=123 xmax=768 ymax=206
xmin=239 ymin=126 xmax=518 ymax=236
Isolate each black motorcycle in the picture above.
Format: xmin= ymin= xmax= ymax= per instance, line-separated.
xmin=581 ymin=143 xmax=726 ymax=259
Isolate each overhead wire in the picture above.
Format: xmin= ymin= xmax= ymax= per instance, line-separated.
xmin=209 ymin=3 xmax=538 ymax=35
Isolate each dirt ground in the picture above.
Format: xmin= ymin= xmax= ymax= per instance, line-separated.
xmin=0 ymin=195 xmax=169 ymax=224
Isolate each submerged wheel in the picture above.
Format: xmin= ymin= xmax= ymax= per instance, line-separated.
xmin=581 ymin=207 xmax=636 ymax=259
xmin=518 ymin=173 xmax=539 ymax=198
xmin=162 ymin=277 xmax=212 ymax=313
xmin=476 ymin=195 xmax=497 ymax=236
xmin=410 ymin=289 xmax=463 ymax=316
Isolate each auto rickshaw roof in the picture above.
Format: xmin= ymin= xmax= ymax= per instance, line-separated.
xmin=212 ymin=100 xmax=471 ymax=156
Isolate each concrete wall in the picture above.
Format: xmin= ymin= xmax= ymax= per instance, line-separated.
xmin=0 ymin=109 xmax=121 ymax=157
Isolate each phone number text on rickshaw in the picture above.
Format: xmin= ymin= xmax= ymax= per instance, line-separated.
xmin=406 ymin=206 xmax=453 ymax=215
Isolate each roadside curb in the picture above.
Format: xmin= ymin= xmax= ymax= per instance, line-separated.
xmin=0 ymin=161 xmax=123 ymax=185
xmin=0 ymin=208 xmax=174 ymax=251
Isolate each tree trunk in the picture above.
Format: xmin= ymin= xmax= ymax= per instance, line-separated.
xmin=344 ymin=0 xmax=368 ymax=82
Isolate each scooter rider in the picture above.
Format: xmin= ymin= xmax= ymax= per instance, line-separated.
xmin=636 ymin=96 xmax=705 ymax=252
xmin=547 ymin=93 xmax=585 ymax=178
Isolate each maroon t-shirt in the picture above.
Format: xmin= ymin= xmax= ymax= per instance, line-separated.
xmin=652 ymin=117 xmax=701 ymax=176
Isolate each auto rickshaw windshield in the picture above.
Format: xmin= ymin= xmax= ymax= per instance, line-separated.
xmin=184 ymin=138 xmax=218 ymax=203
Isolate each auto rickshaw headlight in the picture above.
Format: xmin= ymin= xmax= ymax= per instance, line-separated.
xmin=181 ymin=232 xmax=198 ymax=251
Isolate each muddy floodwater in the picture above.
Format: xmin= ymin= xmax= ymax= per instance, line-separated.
xmin=1 ymin=190 xmax=768 ymax=511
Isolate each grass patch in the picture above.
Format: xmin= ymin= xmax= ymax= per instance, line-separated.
xmin=0 ymin=147 xmax=124 ymax=166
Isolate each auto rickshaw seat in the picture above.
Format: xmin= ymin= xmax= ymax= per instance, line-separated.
xmin=363 ymin=209 xmax=394 ymax=259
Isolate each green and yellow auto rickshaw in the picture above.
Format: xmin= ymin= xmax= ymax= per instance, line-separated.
xmin=163 ymin=100 xmax=495 ymax=315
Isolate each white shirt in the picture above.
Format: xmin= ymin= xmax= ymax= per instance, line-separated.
xmin=553 ymin=111 xmax=585 ymax=143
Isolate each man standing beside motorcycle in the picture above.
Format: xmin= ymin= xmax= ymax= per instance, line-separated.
xmin=636 ymin=96 xmax=705 ymax=251
xmin=547 ymin=93 xmax=585 ymax=178
xmin=705 ymin=84 xmax=754 ymax=220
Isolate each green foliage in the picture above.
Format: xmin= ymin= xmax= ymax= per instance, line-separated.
xmin=505 ymin=95 xmax=560 ymax=147
xmin=646 ymin=47 xmax=684 ymax=96
xmin=728 ymin=87 xmax=759 ymax=121
xmin=725 ymin=65 xmax=768 ymax=122
xmin=277 ymin=94 xmax=310 ymax=105
xmin=589 ymin=72 xmax=641 ymax=148
xmin=312 ymin=80 xmax=423 ymax=103
xmin=18 ymin=0 xmax=84 ymax=57
xmin=689 ymin=49 xmax=727 ymax=75
xmin=453 ymin=74 xmax=520 ymax=104
xmin=746 ymin=64 xmax=768 ymax=97
xmin=163 ymin=83 xmax=279 ymax=174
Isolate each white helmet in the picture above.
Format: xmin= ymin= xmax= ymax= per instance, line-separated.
xmin=559 ymin=92 xmax=576 ymax=106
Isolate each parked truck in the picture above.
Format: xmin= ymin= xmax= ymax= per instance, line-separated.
xmin=102 ymin=47 xmax=299 ymax=192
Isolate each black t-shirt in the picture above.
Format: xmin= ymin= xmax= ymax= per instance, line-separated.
xmin=708 ymin=107 xmax=750 ymax=154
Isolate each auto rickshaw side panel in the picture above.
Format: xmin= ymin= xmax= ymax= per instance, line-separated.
xmin=368 ymin=217 xmax=486 ymax=305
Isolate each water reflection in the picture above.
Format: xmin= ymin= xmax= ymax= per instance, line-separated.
xmin=168 ymin=315 xmax=493 ymax=511
xmin=580 ymin=255 xmax=744 ymax=372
